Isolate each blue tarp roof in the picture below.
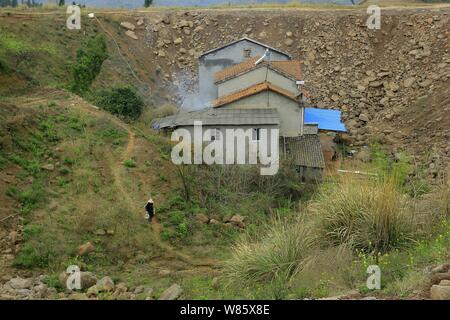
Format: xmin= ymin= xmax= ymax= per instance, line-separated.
xmin=304 ymin=108 xmax=347 ymax=132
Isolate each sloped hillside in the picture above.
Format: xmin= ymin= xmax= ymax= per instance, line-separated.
xmin=0 ymin=88 xmax=226 ymax=299
xmin=1 ymin=6 xmax=448 ymax=180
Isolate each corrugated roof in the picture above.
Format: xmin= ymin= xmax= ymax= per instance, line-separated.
xmin=199 ymin=37 xmax=292 ymax=59
xmin=213 ymin=82 xmax=299 ymax=108
xmin=153 ymin=108 xmax=280 ymax=129
xmin=304 ymin=108 xmax=347 ymax=132
xmin=214 ymin=58 xmax=302 ymax=83
xmin=282 ymin=135 xmax=325 ymax=169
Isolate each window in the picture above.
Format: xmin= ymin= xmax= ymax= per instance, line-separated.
xmin=244 ymin=48 xmax=252 ymax=58
xmin=253 ymin=128 xmax=261 ymax=141
xmin=210 ymin=128 xmax=221 ymax=141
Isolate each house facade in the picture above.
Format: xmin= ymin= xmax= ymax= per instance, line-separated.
xmin=154 ymin=38 xmax=348 ymax=181
xmin=198 ymin=38 xmax=291 ymax=104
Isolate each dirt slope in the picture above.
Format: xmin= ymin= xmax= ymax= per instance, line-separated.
xmin=0 ymin=89 xmax=219 ymax=287
xmin=1 ymin=5 xmax=448 ymax=180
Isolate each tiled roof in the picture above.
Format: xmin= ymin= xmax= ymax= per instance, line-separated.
xmin=199 ymin=37 xmax=292 ymax=59
xmin=213 ymin=82 xmax=299 ymax=108
xmin=214 ymin=58 xmax=302 ymax=83
xmin=214 ymin=57 xmax=260 ymax=83
xmin=153 ymin=108 xmax=280 ymax=129
xmin=281 ymin=135 xmax=325 ymax=169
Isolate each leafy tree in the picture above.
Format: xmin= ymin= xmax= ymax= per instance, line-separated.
xmin=70 ymin=35 xmax=108 ymax=94
xmin=144 ymin=0 xmax=153 ymax=8
xmin=59 ymin=0 xmax=65 ymax=6
xmin=94 ymin=87 xmax=144 ymax=120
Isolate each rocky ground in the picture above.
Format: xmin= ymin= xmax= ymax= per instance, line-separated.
xmin=108 ymin=6 xmax=449 ymax=182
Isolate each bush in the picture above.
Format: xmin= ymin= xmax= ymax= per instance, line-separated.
xmin=94 ymin=87 xmax=144 ymax=120
xmin=310 ymin=176 xmax=415 ymax=255
xmin=70 ymin=35 xmax=108 ymax=94
xmin=123 ymin=159 xmax=137 ymax=168
xmin=224 ymin=218 xmax=316 ymax=287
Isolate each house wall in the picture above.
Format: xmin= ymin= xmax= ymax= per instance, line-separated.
xmin=297 ymin=166 xmax=323 ymax=182
xmin=217 ymin=67 xmax=299 ymax=97
xmin=219 ymin=92 xmax=303 ymax=137
xmin=199 ymin=39 xmax=290 ymax=104
xmin=175 ymin=124 xmax=279 ymax=164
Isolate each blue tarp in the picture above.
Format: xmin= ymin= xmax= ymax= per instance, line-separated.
xmin=304 ymin=108 xmax=347 ymax=132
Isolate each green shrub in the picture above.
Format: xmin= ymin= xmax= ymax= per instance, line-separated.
xmin=14 ymin=243 xmax=53 ymax=268
xmin=70 ymin=35 xmax=108 ymax=94
xmin=123 ymin=159 xmax=137 ymax=168
xmin=94 ymin=87 xmax=144 ymax=120
xmin=6 ymin=182 xmax=46 ymax=214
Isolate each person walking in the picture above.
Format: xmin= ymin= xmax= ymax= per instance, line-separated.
xmin=145 ymin=197 xmax=155 ymax=223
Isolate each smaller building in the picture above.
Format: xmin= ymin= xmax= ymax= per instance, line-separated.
xmin=198 ymin=37 xmax=292 ymax=103
xmin=281 ymin=135 xmax=326 ymax=181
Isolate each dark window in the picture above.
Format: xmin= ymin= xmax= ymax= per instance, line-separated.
xmin=253 ymin=128 xmax=261 ymax=141
xmin=244 ymin=48 xmax=252 ymax=58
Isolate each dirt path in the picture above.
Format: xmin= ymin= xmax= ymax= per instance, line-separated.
xmin=13 ymin=89 xmax=219 ymax=270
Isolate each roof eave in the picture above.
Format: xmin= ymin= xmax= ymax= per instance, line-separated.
xmin=200 ymin=37 xmax=292 ymax=59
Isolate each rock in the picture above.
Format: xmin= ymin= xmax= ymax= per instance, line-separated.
xmin=430 ymin=272 xmax=450 ymax=285
xmin=157 ymin=50 xmax=166 ymax=58
xmin=419 ymin=79 xmax=432 ymax=88
xmin=286 ymin=31 xmax=293 ymax=37
xmin=97 ymin=276 xmax=115 ymax=292
xmin=59 ymin=271 xmax=97 ymax=291
xmin=158 ymin=269 xmax=172 ymax=277
xmin=211 ymin=277 xmax=220 ymax=290
xmin=159 ymin=284 xmax=183 ymax=300
xmin=403 ymin=77 xmax=415 ymax=88
xmin=369 ymin=81 xmax=383 ymax=88
xmin=284 ymin=38 xmax=294 ymax=47
xmin=120 ymin=22 xmax=136 ymax=31
xmin=80 ymin=272 xmax=98 ymax=290
xmin=174 ymin=38 xmax=183 ymax=45
xmin=430 ymin=285 xmax=450 ymax=300
xmin=359 ymin=113 xmax=370 ymax=122
xmin=7 ymin=277 xmax=33 ymax=290
xmin=86 ymin=285 xmax=100 ymax=297
xmin=94 ymin=229 xmax=106 ymax=236
xmin=195 ymin=213 xmax=209 ymax=224
xmin=115 ymin=283 xmax=128 ymax=294
xmin=209 ymin=219 xmax=220 ymax=225
xmin=125 ymin=30 xmax=138 ymax=40
xmin=230 ymin=215 xmax=245 ymax=228
xmin=136 ymin=18 xmax=144 ymax=26
xmin=78 ymin=242 xmax=95 ymax=256
xmin=440 ymin=280 xmax=450 ymax=286
xmin=32 ymin=283 xmax=49 ymax=298
xmin=68 ymin=293 xmax=89 ymax=300
xmin=42 ymin=164 xmax=54 ymax=171
xmin=432 ymin=263 xmax=450 ymax=274
xmin=134 ymin=285 xmax=145 ymax=294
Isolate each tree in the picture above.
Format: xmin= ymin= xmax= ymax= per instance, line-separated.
xmin=144 ymin=0 xmax=153 ymax=8
xmin=70 ymin=35 xmax=108 ymax=94
xmin=94 ymin=87 xmax=144 ymax=120
xmin=59 ymin=0 xmax=65 ymax=6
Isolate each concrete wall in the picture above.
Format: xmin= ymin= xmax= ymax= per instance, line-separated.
xmin=296 ymin=166 xmax=323 ymax=182
xmin=217 ymin=67 xmax=298 ymax=97
xmin=220 ymin=92 xmax=303 ymax=137
xmin=175 ymin=124 xmax=278 ymax=164
xmin=199 ymin=39 xmax=290 ymax=104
